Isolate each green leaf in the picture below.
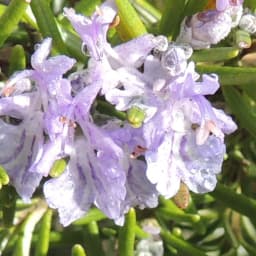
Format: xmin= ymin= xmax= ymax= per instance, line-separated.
xmin=161 ymin=229 xmax=207 ymax=256
xmin=83 ymin=221 xmax=105 ymax=256
xmin=34 ymin=209 xmax=52 ymax=256
xmin=73 ymin=208 xmax=106 ymax=226
xmin=118 ymin=208 xmax=136 ymax=256
xmin=210 ymin=183 xmax=256 ymax=226
xmin=115 ymin=0 xmax=147 ymax=40
xmin=12 ymin=202 xmax=47 ymax=256
xmin=8 ymin=45 xmax=26 ymax=75
xmin=71 ymin=244 xmax=87 ymax=256
xmin=191 ymin=47 xmax=240 ymax=63
xmin=159 ymin=0 xmax=186 ymax=39
xmin=184 ymin=0 xmax=208 ymax=16
xmin=0 ymin=0 xmax=30 ymax=47
xmin=244 ymin=0 xmax=256 ymax=9
xmin=222 ymin=86 xmax=256 ymax=138
xmin=196 ymin=65 xmax=256 ymax=86
xmin=75 ymin=0 xmax=101 ymax=16
xmin=30 ymin=0 xmax=68 ymax=54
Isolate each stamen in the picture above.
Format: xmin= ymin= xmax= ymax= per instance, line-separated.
xmin=1 ymin=86 xmax=15 ymax=97
xmin=130 ymin=145 xmax=147 ymax=159
xmin=109 ymin=15 xmax=120 ymax=29
xmin=95 ymin=6 xmax=103 ymax=16
xmin=59 ymin=116 xmax=77 ymax=128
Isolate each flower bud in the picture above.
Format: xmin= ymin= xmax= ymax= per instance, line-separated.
xmin=127 ymin=106 xmax=146 ymax=128
xmin=239 ymin=13 xmax=256 ymax=34
xmin=177 ymin=10 xmax=232 ymax=49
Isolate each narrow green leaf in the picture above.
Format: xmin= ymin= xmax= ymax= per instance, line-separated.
xmin=210 ymin=183 xmax=256 ymax=226
xmin=184 ymin=0 xmax=208 ymax=16
xmin=191 ymin=47 xmax=240 ymax=63
xmin=161 ymin=230 xmax=207 ymax=256
xmin=118 ymin=208 xmax=136 ymax=256
xmin=196 ymin=65 xmax=256 ymax=86
xmin=58 ymin=26 xmax=87 ymax=63
xmin=71 ymin=244 xmax=87 ymax=256
xmin=74 ymin=0 xmax=101 ymax=16
xmin=13 ymin=202 xmax=47 ymax=256
xmin=244 ymin=0 xmax=256 ymax=9
xmin=73 ymin=208 xmax=106 ymax=225
xmin=131 ymin=0 xmax=161 ymax=21
xmin=8 ymin=45 xmax=26 ymax=75
xmin=30 ymin=0 xmax=67 ymax=54
xmin=159 ymin=0 xmax=186 ymax=39
xmin=34 ymin=209 xmax=52 ymax=256
xmin=115 ymin=0 xmax=147 ymax=40
xmin=222 ymin=86 xmax=256 ymax=138
xmin=158 ymin=207 xmax=200 ymax=223
xmin=0 ymin=0 xmax=30 ymax=47
xmin=83 ymin=221 xmax=105 ymax=256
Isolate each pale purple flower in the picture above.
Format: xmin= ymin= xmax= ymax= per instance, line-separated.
xmin=0 ymin=92 xmax=44 ymax=201
xmin=44 ymin=123 xmax=126 ymax=226
xmin=64 ymin=0 xmax=117 ymax=61
xmin=177 ymin=10 xmax=232 ymax=49
xmin=216 ymin=0 xmax=244 ymax=11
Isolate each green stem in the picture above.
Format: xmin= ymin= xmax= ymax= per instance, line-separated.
xmin=30 ymin=0 xmax=67 ymax=54
xmin=118 ymin=208 xmax=136 ymax=256
xmin=96 ymin=100 xmax=126 ymax=121
xmin=0 ymin=0 xmax=30 ymax=47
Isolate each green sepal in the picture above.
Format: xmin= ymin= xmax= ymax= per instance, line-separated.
xmin=222 ymin=86 xmax=256 ymax=138
xmin=71 ymin=244 xmax=87 ymax=256
xmin=0 ymin=166 xmax=9 ymax=186
xmin=235 ymin=30 xmax=252 ymax=49
xmin=115 ymin=0 xmax=147 ymax=41
xmin=49 ymin=159 xmax=67 ymax=178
